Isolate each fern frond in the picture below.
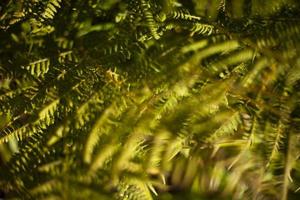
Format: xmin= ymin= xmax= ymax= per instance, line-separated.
xmin=193 ymin=0 xmax=224 ymax=21
xmin=40 ymin=0 xmax=62 ymax=22
xmin=22 ymin=51 xmax=77 ymax=78
xmin=116 ymin=178 xmax=153 ymax=200
xmin=266 ymin=121 xmax=285 ymax=168
xmin=1 ymin=0 xmax=300 ymax=199
xmin=206 ymin=111 xmax=241 ymax=143
xmin=242 ymin=57 xmax=269 ymax=88
xmin=168 ymin=9 xmax=202 ymax=21
xmin=83 ymin=100 xmax=128 ymax=164
xmin=209 ymin=48 xmax=254 ymax=74
xmin=146 ymin=130 xmax=171 ymax=170
xmin=0 ymin=1 xmax=25 ymax=30
xmin=140 ymin=0 xmax=160 ymax=40
xmin=190 ymin=23 xmax=214 ymax=36
xmin=89 ymin=143 xmax=119 ymax=172
xmin=37 ymin=99 xmax=59 ymax=128
xmin=190 ymin=40 xmax=240 ymax=66
xmin=181 ymin=39 xmax=209 ymax=53
xmin=281 ymin=131 xmax=292 ymax=200
xmin=23 ymin=58 xmax=50 ymax=78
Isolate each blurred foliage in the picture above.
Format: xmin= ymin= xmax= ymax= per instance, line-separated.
xmin=1 ymin=0 xmax=300 ymax=199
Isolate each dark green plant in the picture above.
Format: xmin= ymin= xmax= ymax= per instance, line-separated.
xmin=1 ymin=0 xmax=300 ymax=199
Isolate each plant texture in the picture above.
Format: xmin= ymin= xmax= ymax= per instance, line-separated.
xmin=1 ymin=0 xmax=300 ymax=199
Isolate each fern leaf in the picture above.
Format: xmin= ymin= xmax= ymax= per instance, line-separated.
xmin=83 ymin=101 xmax=128 ymax=164
xmin=190 ymin=23 xmax=214 ymax=36
xmin=24 ymin=58 xmax=50 ymax=78
xmin=0 ymin=124 xmax=30 ymax=143
xmin=116 ymin=179 xmax=153 ymax=200
xmin=146 ymin=130 xmax=170 ymax=170
xmin=242 ymin=57 xmax=269 ymax=88
xmin=37 ymin=99 xmax=59 ymax=127
xmin=266 ymin=121 xmax=285 ymax=168
xmin=89 ymin=144 xmax=118 ymax=172
xmin=112 ymin=124 xmax=148 ymax=179
xmin=29 ymin=180 xmax=60 ymax=197
xmin=281 ymin=131 xmax=293 ymax=200
xmin=209 ymin=48 xmax=254 ymax=73
xmin=41 ymin=0 xmax=62 ymax=21
xmin=181 ymin=39 xmax=209 ymax=53
xmin=206 ymin=111 xmax=241 ymax=143
xmin=140 ymin=0 xmax=160 ymax=40
xmin=58 ymin=51 xmax=78 ymax=63
xmin=169 ymin=9 xmax=202 ymax=21
xmin=189 ymin=40 xmax=240 ymax=66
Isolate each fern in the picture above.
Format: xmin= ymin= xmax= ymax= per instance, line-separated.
xmin=1 ymin=0 xmax=300 ymax=199
xmin=83 ymin=100 xmax=128 ymax=164
xmin=40 ymin=0 xmax=62 ymax=22
xmin=140 ymin=0 xmax=160 ymax=40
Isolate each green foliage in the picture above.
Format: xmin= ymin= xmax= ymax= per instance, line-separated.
xmin=1 ymin=0 xmax=300 ymax=199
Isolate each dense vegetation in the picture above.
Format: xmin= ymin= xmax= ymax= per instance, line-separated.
xmin=1 ymin=0 xmax=300 ymax=199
